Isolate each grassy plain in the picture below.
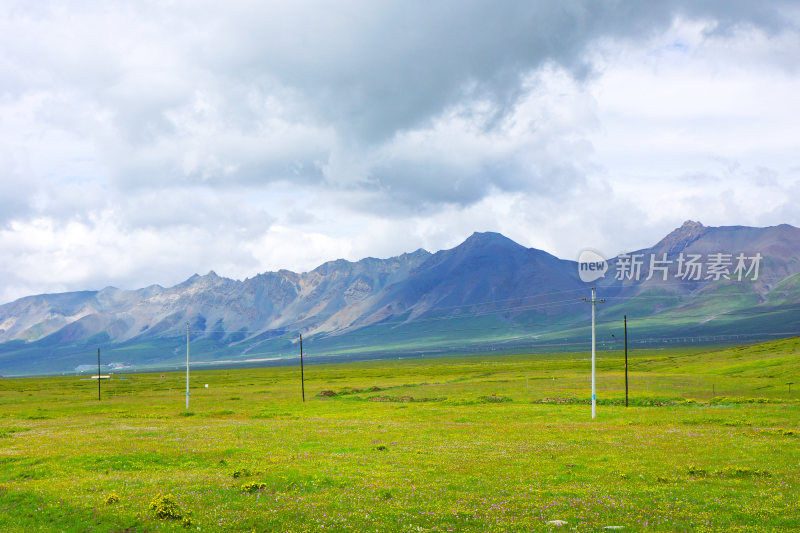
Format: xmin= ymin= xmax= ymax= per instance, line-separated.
xmin=0 ymin=338 xmax=798 ymax=532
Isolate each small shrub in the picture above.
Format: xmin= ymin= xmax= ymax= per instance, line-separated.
xmin=104 ymin=493 xmax=120 ymax=505
xmin=232 ymin=468 xmax=252 ymax=479
xmin=724 ymin=419 xmax=752 ymax=427
xmin=687 ymin=465 xmax=707 ymax=477
xmin=178 ymin=411 xmax=195 ymax=417
xmin=479 ymin=395 xmax=512 ymax=403
xmin=242 ymin=481 xmax=268 ymax=493
xmin=717 ymin=466 xmax=770 ymax=478
xmin=149 ymin=493 xmax=182 ymax=520
xmin=375 ymin=445 xmax=388 ymax=451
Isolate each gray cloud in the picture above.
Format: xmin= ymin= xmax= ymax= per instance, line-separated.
xmin=1 ymin=0 xmax=799 ymax=302
xmin=6 ymin=1 xmax=795 ymax=192
xmin=204 ymin=0 xmax=796 ymax=139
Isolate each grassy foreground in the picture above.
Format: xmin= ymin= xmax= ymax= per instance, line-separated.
xmin=0 ymin=339 xmax=798 ymax=532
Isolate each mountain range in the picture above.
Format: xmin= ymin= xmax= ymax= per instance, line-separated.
xmin=2 ymin=221 xmax=800 ymax=376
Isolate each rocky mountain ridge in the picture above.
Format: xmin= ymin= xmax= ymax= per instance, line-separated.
xmin=2 ymin=221 xmax=800 ymax=375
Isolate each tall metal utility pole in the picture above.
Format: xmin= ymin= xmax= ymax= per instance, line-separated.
xmin=624 ymin=314 xmax=629 ymax=408
xmin=97 ymin=348 xmax=101 ymax=401
xmin=300 ymin=334 xmax=305 ymax=402
xmin=582 ymin=287 xmax=605 ymax=419
xmin=186 ymin=323 xmax=190 ymax=410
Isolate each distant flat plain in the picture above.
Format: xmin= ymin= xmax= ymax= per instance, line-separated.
xmin=0 ymin=338 xmax=798 ymax=531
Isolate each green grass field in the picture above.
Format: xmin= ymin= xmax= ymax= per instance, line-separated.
xmin=1 ymin=338 xmax=798 ymax=532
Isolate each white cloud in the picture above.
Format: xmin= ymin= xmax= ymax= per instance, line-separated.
xmin=587 ymin=17 xmax=800 ymax=233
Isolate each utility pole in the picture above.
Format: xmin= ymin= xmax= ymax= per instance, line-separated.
xmin=186 ymin=323 xmax=190 ymax=410
xmin=300 ymin=334 xmax=305 ymax=402
xmin=582 ymin=287 xmax=605 ymax=419
xmin=624 ymin=315 xmax=628 ymax=408
xmin=97 ymin=348 xmax=101 ymax=401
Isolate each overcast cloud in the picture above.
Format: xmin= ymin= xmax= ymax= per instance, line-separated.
xmin=1 ymin=0 xmax=799 ymax=303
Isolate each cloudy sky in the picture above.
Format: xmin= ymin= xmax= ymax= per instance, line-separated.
xmin=1 ymin=1 xmax=799 ymax=304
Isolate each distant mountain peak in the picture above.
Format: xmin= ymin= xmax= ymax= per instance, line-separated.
xmin=404 ymin=248 xmax=431 ymax=258
xmin=653 ymin=220 xmax=709 ymax=254
xmin=180 ymin=270 xmax=228 ymax=288
xmin=467 ymin=230 xmax=505 ymax=239
xmin=681 ymin=220 xmax=704 ymax=230
xmin=462 ymin=231 xmax=520 ymax=248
